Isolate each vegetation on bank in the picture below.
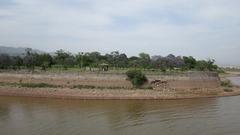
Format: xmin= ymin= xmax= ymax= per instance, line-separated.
xmin=126 ymin=70 xmax=148 ymax=88
xmin=0 ymin=82 xmax=153 ymax=90
xmin=0 ymin=82 xmax=60 ymax=88
xmin=0 ymin=48 xmax=222 ymax=73
xmin=221 ymin=80 xmax=233 ymax=88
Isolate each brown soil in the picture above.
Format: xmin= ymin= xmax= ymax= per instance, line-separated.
xmin=0 ymin=72 xmax=239 ymax=100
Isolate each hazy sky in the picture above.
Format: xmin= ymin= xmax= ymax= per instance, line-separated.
xmin=0 ymin=0 xmax=240 ymax=66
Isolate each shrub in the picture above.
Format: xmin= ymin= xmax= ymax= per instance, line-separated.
xmin=126 ymin=70 xmax=148 ymax=88
xmin=221 ymin=80 xmax=233 ymax=87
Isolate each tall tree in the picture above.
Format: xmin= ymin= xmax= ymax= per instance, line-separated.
xmin=35 ymin=53 xmax=53 ymax=70
xmin=139 ymin=53 xmax=150 ymax=69
xmin=0 ymin=54 xmax=11 ymax=69
xmin=23 ymin=48 xmax=35 ymax=72
xmin=183 ymin=56 xmax=197 ymax=69
xmin=118 ymin=53 xmax=128 ymax=68
xmin=12 ymin=56 xmax=23 ymax=70
xmin=128 ymin=56 xmax=140 ymax=68
xmin=54 ymin=49 xmax=72 ymax=69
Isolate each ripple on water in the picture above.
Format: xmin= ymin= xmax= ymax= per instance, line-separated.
xmin=1 ymin=96 xmax=240 ymax=135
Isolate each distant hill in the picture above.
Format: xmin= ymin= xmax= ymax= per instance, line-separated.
xmin=0 ymin=46 xmax=45 ymax=56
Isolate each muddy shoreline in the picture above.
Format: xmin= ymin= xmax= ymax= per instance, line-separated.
xmin=0 ymin=86 xmax=240 ymax=100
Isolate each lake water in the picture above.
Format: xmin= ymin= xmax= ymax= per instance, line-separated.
xmin=228 ymin=76 xmax=240 ymax=86
xmin=0 ymin=77 xmax=240 ymax=135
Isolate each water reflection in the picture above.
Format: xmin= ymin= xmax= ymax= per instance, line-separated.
xmin=1 ymin=96 xmax=232 ymax=135
xmin=228 ymin=76 xmax=240 ymax=86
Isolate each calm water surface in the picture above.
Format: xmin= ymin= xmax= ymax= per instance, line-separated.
xmin=0 ymin=77 xmax=240 ymax=135
xmin=228 ymin=76 xmax=240 ymax=86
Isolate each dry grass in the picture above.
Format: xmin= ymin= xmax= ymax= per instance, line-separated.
xmin=0 ymin=71 xmax=221 ymax=91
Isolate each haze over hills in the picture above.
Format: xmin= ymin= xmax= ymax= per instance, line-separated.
xmin=0 ymin=46 xmax=45 ymax=56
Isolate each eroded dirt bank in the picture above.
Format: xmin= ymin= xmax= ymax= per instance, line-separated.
xmin=0 ymin=71 xmax=239 ymax=100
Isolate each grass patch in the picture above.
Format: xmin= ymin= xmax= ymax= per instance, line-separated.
xmin=0 ymin=82 xmax=60 ymax=88
xmin=0 ymin=82 xmax=16 ymax=87
xmin=224 ymin=88 xmax=233 ymax=92
xmin=73 ymin=85 xmax=127 ymax=90
xmin=0 ymin=82 xmax=153 ymax=90
xmin=20 ymin=83 xmax=59 ymax=88
xmin=139 ymin=85 xmax=153 ymax=90
xmin=73 ymin=85 xmax=96 ymax=89
xmin=72 ymin=85 xmax=153 ymax=90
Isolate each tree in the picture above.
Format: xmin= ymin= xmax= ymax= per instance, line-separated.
xmin=106 ymin=51 xmax=120 ymax=68
xmin=195 ymin=59 xmax=218 ymax=71
xmin=23 ymin=48 xmax=35 ymax=72
xmin=64 ymin=56 xmax=76 ymax=68
xmin=118 ymin=53 xmax=128 ymax=68
xmin=206 ymin=59 xmax=218 ymax=71
xmin=54 ymin=49 xmax=72 ymax=69
xmin=150 ymin=54 xmax=185 ymax=71
xmin=11 ymin=56 xmax=23 ymax=70
xmin=76 ymin=52 xmax=84 ymax=68
xmin=175 ymin=56 xmax=185 ymax=68
xmin=139 ymin=53 xmax=150 ymax=69
xmin=128 ymin=56 xmax=140 ymax=68
xmin=0 ymin=54 xmax=11 ymax=69
xmin=88 ymin=52 xmax=101 ymax=67
xmin=151 ymin=56 xmax=168 ymax=71
xmin=35 ymin=53 xmax=53 ymax=70
xmin=183 ymin=56 xmax=197 ymax=70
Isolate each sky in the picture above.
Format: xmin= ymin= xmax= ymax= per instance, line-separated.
xmin=0 ymin=0 xmax=240 ymax=66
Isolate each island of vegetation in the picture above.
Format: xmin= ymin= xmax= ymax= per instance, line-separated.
xmin=0 ymin=48 xmax=239 ymax=99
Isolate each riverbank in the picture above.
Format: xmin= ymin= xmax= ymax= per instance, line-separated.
xmin=0 ymin=86 xmax=240 ymax=100
xmin=0 ymin=71 xmax=239 ymax=100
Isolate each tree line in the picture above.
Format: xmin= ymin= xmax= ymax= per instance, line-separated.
xmin=0 ymin=48 xmax=220 ymax=72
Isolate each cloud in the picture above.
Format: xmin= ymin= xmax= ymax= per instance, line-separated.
xmin=0 ymin=0 xmax=240 ymax=66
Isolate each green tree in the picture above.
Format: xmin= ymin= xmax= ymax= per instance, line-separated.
xmin=64 ymin=56 xmax=76 ymax=68
xmin=88 ymin=52 xmax=101 ymax=67
xmin=0 ymin=54 xmax=11 ymax=69
xmin=118 ymin=53 xmax=128 ymax=68
xmin=139 ymin=53 xmax=150 ymax=69
xmin=183 ymin=56 xmax=197 ymax=70
xmin=12 ymin=56 xmax=23 ymax=70
xmin=106 ymin=51 xmax=120 ymax=68
xmin=76 ymin=52 xmax=84 ymax=68
xmin=35 ymin=53 xmax=53 ymax=70
xmin=54 ymin=49 xmax=72 ymax=69
xmin=128 ymin=56 xmax=140 ymax=68
xmin=23 ymin=48 xmax=35 ymax=72
xmin=195 ymin=59 xmax=218 ymax=71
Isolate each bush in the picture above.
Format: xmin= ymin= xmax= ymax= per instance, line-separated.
xmin=221 ymin=80 xmax=233 ymax=87
xmin=126 ymin=70 xmax=148 ymax=88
